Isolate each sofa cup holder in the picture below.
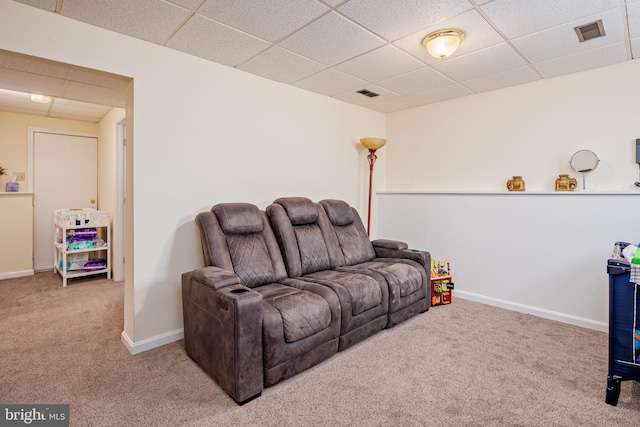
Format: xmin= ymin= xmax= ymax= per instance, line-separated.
xmin=230 ymin=288 xmax=249 ymax=294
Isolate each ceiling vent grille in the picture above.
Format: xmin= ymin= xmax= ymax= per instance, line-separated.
xmin=357 ymin=89 xmax=380 ymax=98
xmin=574 ymin=20 xmax=605 ymax=42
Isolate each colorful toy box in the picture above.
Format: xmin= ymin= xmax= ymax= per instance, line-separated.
xmin=431 ymin=259 xmax=454 ymax=306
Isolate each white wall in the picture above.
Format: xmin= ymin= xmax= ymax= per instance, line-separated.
xmin=386 ymin=59 xmax=640 ymax=192
xmin=383 ymin=58 xmax=640 ymax=330
xmin=378 ymin=192 xmax=640 ymax=331
xmin=0 ymin=2 xmax=385 ymax=351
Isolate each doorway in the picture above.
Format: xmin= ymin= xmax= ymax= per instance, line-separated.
xmin=32 ymin=130 xmax=98 ymax=271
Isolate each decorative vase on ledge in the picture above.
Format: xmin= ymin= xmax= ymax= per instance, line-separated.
xmin=506 ymin=176 xmax=525 ymax=192
xmin=555 ymin=174 xmax=577 ymax=192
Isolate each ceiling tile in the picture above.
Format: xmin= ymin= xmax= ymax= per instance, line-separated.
xmin=462 ymin=66 xmax=540 ymax=93
xmin=393 ymin=9 xmax=505 ymax=65
xmin=63 ymin=82 xmax=126 ymax=108
xmin=0 ymin=49 xmax=70 ymax=79
xmin=376 ymin=67 xmax=454 ymax=96
xmin=166 ymin=0 xmax=202 ymax=9
xmin=198 ymin=0 xmax=329 ymax=42
xmin=337 ymin=0 xmax=472 ymax=41
xmin=511 ymin=8 xmax=624 ymax=64
xmin=335 ymin=45 xmax=423 ymax=82
xmin=0 ymin=105 xmax=48 ymax=117
xmin=433 ymin=43 xmax=526 ymax=82
xmin=628 ymin=1 xmax=640 ymax=38
xmin=411 ymin=84 xmax=473 ymax=104
xmin=531 ymin=42 xmax=628 ymax=78
xmin=367 ymin=96 xmax=422 ymax=113
xmin=50 ymin=100 xmax=111 ymax=122
xmin=481 ymin=0 xmax=619 ymax=38
xmin=66 ymin=68 xmax=131 ymax=91
xmin=0 ymin=88 xmax=49 ymax=111
xmin=0 ymin=68 xmax=67 ymax=97
xmin=293 ymin=68 xmax=368 ymax=96
xmin=279 ymin=12 xmax=385 ymax=66
xmin=12 ymin=0 xmax=56 ymax=12
xmin=332 ymin=84 xmax=400 ymax=106
xmin=410 ymin=84 xmax=472 ymax=104
xmin=238 ymin=46 xmax=327 ymax=84
xmin=60 ymin=0 xmax=191 ymax=44
xmin=54 ymin=97 xmax=112 ymax=111
xmin=167 ymin=15 xmax=270 ymax=66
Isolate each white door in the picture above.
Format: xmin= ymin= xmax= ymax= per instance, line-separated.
xmin=34 ymin=132 xmax=97 ymax=271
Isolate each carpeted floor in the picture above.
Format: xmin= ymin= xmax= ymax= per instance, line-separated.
xmin=1 ymin=272 xmax=639 ymax=426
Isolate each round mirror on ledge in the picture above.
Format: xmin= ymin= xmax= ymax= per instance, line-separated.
xmin=570 ymin=150 xmax=599 ymax=191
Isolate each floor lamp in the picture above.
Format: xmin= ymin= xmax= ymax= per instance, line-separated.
xmin=360 ymin=137 xmax=387 ymax=236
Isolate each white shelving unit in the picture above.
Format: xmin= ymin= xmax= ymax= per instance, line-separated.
xmin=54 ymin=208 xmax=111 ymax=287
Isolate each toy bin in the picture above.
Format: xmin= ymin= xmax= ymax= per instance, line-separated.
xmin=605 ymin=257 xmax=640 ymax=405
xmin=430 ymin=259 xmax=454 ymax=307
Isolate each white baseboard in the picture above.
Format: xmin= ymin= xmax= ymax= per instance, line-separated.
xmin=121 ymin=329 xmax=184 ymax=355
xmin=454 ymin=290 xmax=608 ymax=333
xmin=0 ymin=270 xmax=34 ymax=280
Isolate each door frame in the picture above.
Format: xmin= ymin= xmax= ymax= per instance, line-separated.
xmin=113 ymin=120 xmax=126 ymax=281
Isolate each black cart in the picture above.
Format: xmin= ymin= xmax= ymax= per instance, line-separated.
xmin=606 ymin=253 xmax=640 ymax=405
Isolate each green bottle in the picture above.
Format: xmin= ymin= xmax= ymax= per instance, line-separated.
xmin=632 ymin=247 xmax=640 ymax=265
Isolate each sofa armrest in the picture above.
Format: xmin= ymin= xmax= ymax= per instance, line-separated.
xmin=372 ymin=239 xmax=408 ymax=251
xmin=372 ymin=243 xmax=431 ymax=276
xmin=191 ymin=266 xmax=241 ymax=290
xmin=182 ymin=271 xmax=263 ymax=404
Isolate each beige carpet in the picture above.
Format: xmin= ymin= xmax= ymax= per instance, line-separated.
xmin=1 ymin=272 xmax=639 ymax=426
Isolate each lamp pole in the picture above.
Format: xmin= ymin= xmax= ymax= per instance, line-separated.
xmin=365 ymin=149 xmax=378 ymax=236
xmin=360 ymin=138 xmax=386 ymax=236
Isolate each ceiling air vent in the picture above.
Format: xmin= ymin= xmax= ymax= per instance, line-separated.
xmin=574 ymin=19 xmax=605 ymax=42
xmin=357 ymin=89 xmax=380 ymax=98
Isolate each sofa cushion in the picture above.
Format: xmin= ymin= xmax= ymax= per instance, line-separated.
xmin=213 ymin=203 xmax=263 ymax=234
xmin=319 ymin=200 xmax=375 ymax=266
xmin=226 ymin=234 xmax=278 ymax=287
xmin=257 ymin=284 xmax=331 ymax=343
xmin=273 ymin=197 xmax=318 ymax=225
xmin=306 ymin=270 xmax=382 ymax=316
xmin=267 ymin=199 xmax=332 ymax=276
xmin=369 ymin=262 xmax=422 ymax=297
xmin=295 ymin=224 xmax=331 ymax=275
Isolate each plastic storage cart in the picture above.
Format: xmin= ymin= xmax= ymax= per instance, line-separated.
xmin=54 ymin=208 xmax=111 ymax=287
xmin=605 ymin=251 xmax=640 ymax=405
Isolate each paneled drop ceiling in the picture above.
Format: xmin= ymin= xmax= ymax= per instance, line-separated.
xmin=6 ymin=0 xmax=640 ymax=115
xmin=0 ymin=48 xmax=130 ymax=122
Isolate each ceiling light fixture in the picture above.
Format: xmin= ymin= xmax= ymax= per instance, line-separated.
xmin=422 ymin=29 xmax=465 ymax=59
xmin=30 ymin=94 xmax=51 ymax=103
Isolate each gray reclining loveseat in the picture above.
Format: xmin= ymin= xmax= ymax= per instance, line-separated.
xmin=182 ymin=197 xmax=431 ymax=404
